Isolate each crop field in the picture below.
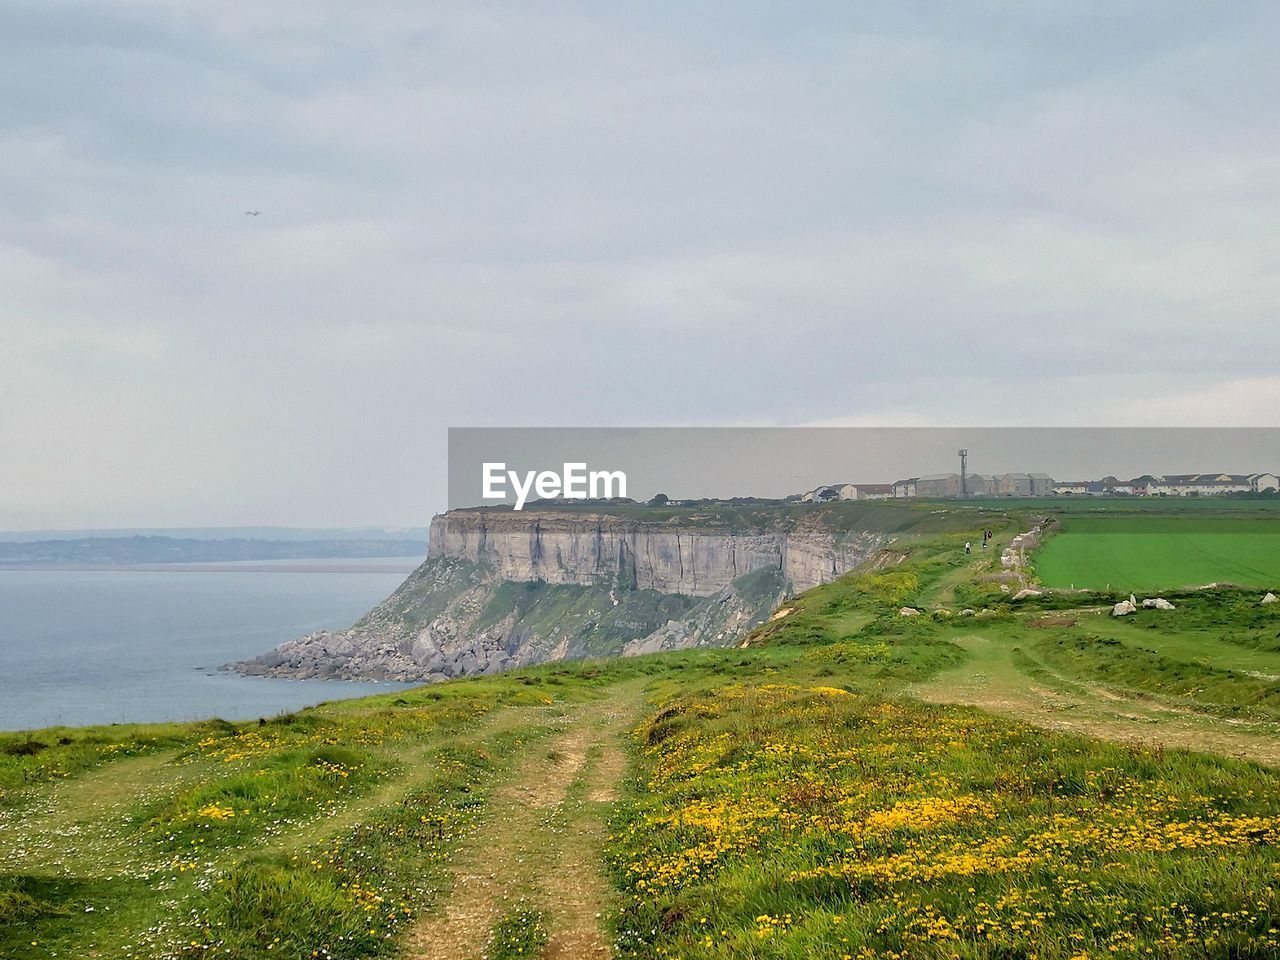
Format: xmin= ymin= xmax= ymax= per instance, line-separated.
xmin=1034 ymin=517 xmax=1280 ymax=591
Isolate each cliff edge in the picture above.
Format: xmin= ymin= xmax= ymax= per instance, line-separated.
xmin=236 ymin=504 xmax=901 ymax=681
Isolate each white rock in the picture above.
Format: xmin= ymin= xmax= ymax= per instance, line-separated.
xmin=899 ymin=606 xmax=921 ymax=617
xmin=1262 ymin=592 xmax=1279 ymax=605
xmin=1153 ymin=598 xmax=1176 ymax=610
xmin=1129 ymin=594 xmax=1138 ymax=607
xmin=1012 ymin=589 xmax=1043 ymax=600
xmin=1112 ymin=600 xmax=1137 ymax=617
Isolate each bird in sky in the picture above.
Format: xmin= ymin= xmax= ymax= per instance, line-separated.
xmin=244 ymin=210 xmax=261 ymax=216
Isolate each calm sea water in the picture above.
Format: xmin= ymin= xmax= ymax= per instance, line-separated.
xmin=0 ymin=559 xmax=423 ymax=731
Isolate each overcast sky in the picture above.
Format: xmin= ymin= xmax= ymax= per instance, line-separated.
xmin=4 ymin=2 xmax=1279 ymax=529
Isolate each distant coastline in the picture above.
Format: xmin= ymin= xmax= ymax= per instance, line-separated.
xmin=0 ymin=533 xmax=427 ymax=568
xmin=0 ymin=560 xmax=423 ymax=574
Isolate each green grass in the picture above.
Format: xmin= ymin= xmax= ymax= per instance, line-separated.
xmin=608 ymin=683 xmax=1280 ymax=960
xmin=485 ymin=907 xmax=550 ymax=960
xmin=9 ymin=500 xmax=1280 ymax=958
xmin=1035 ymin=517 xmax=1280 ymax=591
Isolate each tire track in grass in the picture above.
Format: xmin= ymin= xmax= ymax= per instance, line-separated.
xmin=406 ymin=695 xmax=636 ymax=960
xmin=914 ymin=634 xmax=1280 ymax=766
xmin=540 ymin=706 xmax=631 ymax=960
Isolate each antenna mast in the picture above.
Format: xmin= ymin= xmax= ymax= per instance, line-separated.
xmin=958 ymin=449 xmax=968 ymax=497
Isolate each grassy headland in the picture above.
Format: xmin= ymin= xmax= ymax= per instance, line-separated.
xmin=4 ymin=498 xmax=1280 ymax=958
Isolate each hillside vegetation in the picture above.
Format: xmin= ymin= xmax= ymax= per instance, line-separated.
xmin=4 ymin=500 xmax=1280 ymax=958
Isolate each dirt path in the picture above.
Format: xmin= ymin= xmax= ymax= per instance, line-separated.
xmin=406 ymin=694 xmax=636 ymax=960
xmin=913 ymin=635 xmax=1280 ymax=767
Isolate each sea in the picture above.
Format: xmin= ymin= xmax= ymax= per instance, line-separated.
xmin=0 ymin=558 xmax=423 ymax=731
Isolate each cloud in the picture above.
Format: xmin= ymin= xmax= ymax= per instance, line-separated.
xmin=2 ymin=1 xmax=1278 ymax=525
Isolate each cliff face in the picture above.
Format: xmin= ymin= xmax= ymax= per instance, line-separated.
xmin=237 ymin=507 xmax=890 ymax=682
xmin=427 ymin=510 xmax=874 ymax=596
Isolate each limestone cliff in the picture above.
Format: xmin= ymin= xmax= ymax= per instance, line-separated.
xmin=237 ymin=505 xmax=892 ymax=682
xmin=427 ymin=510 xmax=876 ymax=595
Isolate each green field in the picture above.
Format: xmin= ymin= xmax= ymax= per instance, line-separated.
xmin=1035 ymin=517 xmax=1280 ymax=591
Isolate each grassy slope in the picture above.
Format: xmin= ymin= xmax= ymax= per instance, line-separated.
xmin=609 ymin=685 xmax=1280 ymax=960
xmin=5 ymin=499 xmax=1280 ymax=958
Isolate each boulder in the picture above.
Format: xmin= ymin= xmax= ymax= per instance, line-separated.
xmin=1263 ymin=593 xmax=1279 ymax=605
xmin=1142 ymin=597 xmax=1175 ymax=610
xmin=1012 ymin=589 xmax=1043 ymax=601
xmin=1129 ymin=594 xmax=1138 ymax=607
xmin=959 ymin=608 xmax=977 ymax=616
xmin=899 ymin=607 xmax=921 ymax=617
xmin=1112 ymin=600 xmax=1137 ymax=617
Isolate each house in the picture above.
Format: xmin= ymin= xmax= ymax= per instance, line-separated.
xmin=1128 ymin=475 xmax=1159 ymax=496
xmin=838 ymin=483 xmax=895 ymax=500
xmin=893 ymin=478 xmax=919 ymax=498
xmin=1093 ymin=476 xmax=1128 ymax=495
xmin=995 ymin=473 xmax=1032 ymax=497
xmin=803 ymin=485 xmax=842 ymax=503
xmin=916 ymin=473 xmax=962 ymax=498
xmin=1251 ymin=473 xmax=1280 ymax=493
xmin=1053 ymin=481 xmax=1090 ymax=495
xmin=965 ymin=473 xmax=994 ymax=496
xmin=1147 ymin=474 xmax=1255 ymax=496
xmin=1029 ymin=473 xmax=1055 ymax=495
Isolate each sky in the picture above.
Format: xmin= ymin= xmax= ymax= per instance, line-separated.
xmin=3 ymin=1 xmax=1279 ymax=529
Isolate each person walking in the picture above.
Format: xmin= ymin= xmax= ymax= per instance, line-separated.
xmin=965 ymin=540 xmax=971 ymax=555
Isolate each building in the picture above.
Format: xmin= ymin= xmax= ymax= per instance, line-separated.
xmin=995 ymin=473 xmax=1032 ymax=497
xmin=801 ymin=485 xmax=843 ymax=503
xmin=893 ymin=478 xmax=918 ymax=498
xmin=1029 ymin=473 xmax=1055 ymax=495
xmin=1053 ymin=481 xmax=1090 ymax=495
xmin=1128 ymin=475 xmax=1158 ymax=496
xmin=838 ymin=483 xmax=895 ymax=500
xmin=916 ymin=473 xmax=962 ymax=498
xmin=1251 ymin=473 xmax=1280 ymax=493
xmin=965 ymin=473 xmax=995 ymax=496
xmin=1147 ymin=474 xmax=1255 ymax=496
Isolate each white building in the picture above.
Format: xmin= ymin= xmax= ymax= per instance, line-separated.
xmin=1251 ymin=473 xmax=1279 ymax=493
xmin=1053 ymin=481 xmax=1090 ymax=495
xmin=1146 ymin=474 xmax=1254 ymax=496
xmin=838 ymin=483 xmax=895 ymax=500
